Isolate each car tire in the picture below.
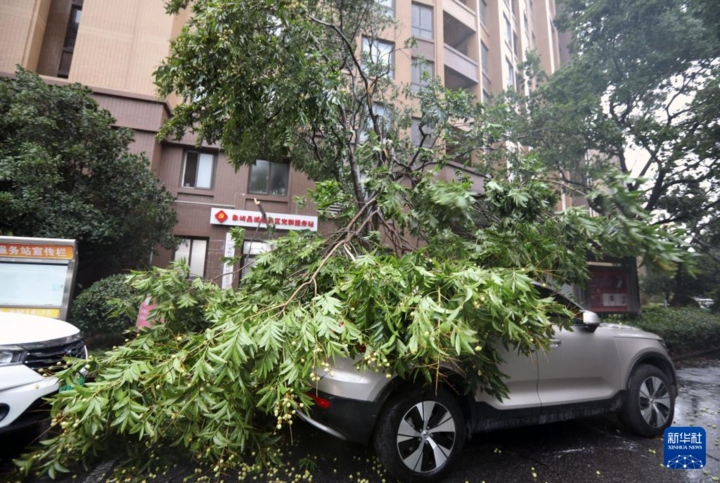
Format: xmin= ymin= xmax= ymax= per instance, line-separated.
xmin=373 ymin=387 xmax=466 ymax=482
xmin=618 ymin=364 xmax=675 ymax=437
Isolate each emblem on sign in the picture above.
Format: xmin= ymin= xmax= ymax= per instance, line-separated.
xmin=215 ymin=210 xmax=228 ymax=223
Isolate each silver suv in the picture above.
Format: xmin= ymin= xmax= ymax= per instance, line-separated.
xmin=299 ymin=288 xmax=676 ymax=482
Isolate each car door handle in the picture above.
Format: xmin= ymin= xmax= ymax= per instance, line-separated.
xmin=549 ymin=339 xmax=562 ymax=348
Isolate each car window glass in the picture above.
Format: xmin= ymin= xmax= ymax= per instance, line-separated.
xmin=535 ymin=286 xmax=582 ymax=323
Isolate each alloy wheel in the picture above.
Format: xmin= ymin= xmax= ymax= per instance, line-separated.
xmin=396 ymin=400 xmax=456 ymax=473
xmin=639 ymin=376 xmax=671 ymax=427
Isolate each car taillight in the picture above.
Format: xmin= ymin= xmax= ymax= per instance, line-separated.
xmin=306 ymin=392 xmax=331 ymax=409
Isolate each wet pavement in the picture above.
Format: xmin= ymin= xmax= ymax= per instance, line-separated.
xmin=255 ymin=356 xmax=720 ymax=483
xmin=2 ymin=357 xmax=720 ymax=483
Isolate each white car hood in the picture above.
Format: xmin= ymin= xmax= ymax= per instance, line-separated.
xmin=0 ymin=312 xmax=80 ymax=346
xmin=600 ymin=322 xmax=662 ymax=340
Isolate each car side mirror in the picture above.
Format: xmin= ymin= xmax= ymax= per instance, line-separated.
xmin=582 ymin=310 xmax=601 ymax=332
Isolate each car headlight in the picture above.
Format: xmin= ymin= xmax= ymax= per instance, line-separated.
xmin=0 ymin=345 xmax=25 ymax=366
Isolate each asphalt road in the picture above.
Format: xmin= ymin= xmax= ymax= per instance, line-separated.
xmin=2 ymin=356 xmax=719 ymax=483
xmin=244 ymin=356 xmax=720 ymax=483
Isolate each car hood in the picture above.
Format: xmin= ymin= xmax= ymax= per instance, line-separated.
xmin=599 ymin=322 xmax=661 ymax=340
xmin=0 ymin=312 xmax=80 ymax=346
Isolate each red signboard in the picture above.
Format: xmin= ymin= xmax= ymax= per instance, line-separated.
xmin=588 ymin=267 xmax=629 ymax=312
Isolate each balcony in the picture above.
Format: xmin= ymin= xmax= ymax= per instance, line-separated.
xmin=443 ymin=0 xmax=477 ymax=32
xmin=444 ymin=44 xmax=479 ymax=88
xmin=442 ymin=7 xmax=478 ymax=89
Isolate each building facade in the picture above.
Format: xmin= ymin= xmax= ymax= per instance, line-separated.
xmin=0 ymin=0 xmax=568 ymax=288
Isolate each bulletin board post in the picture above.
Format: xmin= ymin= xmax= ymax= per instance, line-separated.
xmin=0 ymin=236 xmax=78 ymax=320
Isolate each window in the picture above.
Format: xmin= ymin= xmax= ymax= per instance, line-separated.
xmin=370 ymin=103 xmax=391 ymax=134
xmin=506 ymin=58 xmax=515 ymax=89
xmin=181 ymin=151 xmax=215 ymax=189
xmin=511 ymin=0 xmax=517 ymax=17
xmin=504 ymin=15 xmax=512 ymax=46
xmin=483 ymin=89 xmax=491 ymax=103
xmin=378 ymin=0 xmax=394 ymax=17
xmin=58 ymin=5 xmax=82 ymax=78
xmin=360 ymin=104 xmax=392 ymax=142
xmin=248 ymin=160 xmax=289 ymax=196
xmin=362 ymin=38 xmax=395 ymax=79
xmin=241 ymin=241 xmax=272 ymax=279
xmin=535 ymin=286 xmax=583 ymax=319
xmin=411 ymin=120 xmax=434 ymax=148
xmin=64 ymin=6 xmax=82 ymax=49
xmin=524 ymin=13 xmax=529 ymax=34
xmin=480 ymin=0 xmax=488 ymax=27
xmin=411 ymin=59 xmax=433 ymax=93
xmin=411 ymin=3 xmax=434 ymax=40
xmin=513 ymin=32 xmax=520 ymax=58
xmin=174 ymin=238 xmax=208 ymax=277
xmin=481 ymin=42 xmax=490 ymax=76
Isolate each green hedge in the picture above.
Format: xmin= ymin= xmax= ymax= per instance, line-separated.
xmin=626 ymin=306 xmax=720 ymax=356
xmin=70 ymin=274 xmax=140 ymax=347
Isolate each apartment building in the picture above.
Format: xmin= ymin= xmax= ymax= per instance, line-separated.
xmin=0 ymin=0 xmax=567 ymax=288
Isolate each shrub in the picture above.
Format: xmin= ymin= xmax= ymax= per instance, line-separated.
xmin=70 ymin=274 xmax=141 ymax=346
xmin=626 ymin=306 xmax=720 ymax=356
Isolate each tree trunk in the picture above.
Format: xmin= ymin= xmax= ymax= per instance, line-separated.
xmin=671 ymin=263 xmax=688 ymax=307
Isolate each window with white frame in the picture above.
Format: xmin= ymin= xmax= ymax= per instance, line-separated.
xmin=411 ymin=59 xmax=433 ymax=93
xmin=504 ymin=15 xmax=512 ymax=46
xmin=481 ymin=42 xmax=490 ymax=76
xmin=248 ymin=160 xmax=289 ymax=196
xmin=362 ymin=38 xmax=395 ymax=79
xmin=411 ymin=3 xmax=433 ymax=40
xmin=506 ymin=57 xmax=515 ymax=89
xmin=241 ymin=241 xmax=272 ymax=279
xmin=182 ymin=151 xmax=215 ymax=189
xmin=174 ymin=238 xmax=208 ymax=277
xmin=411 ymin=119 xmax=434 ymax=148
xmin=360 ymin=103 xmax=392 ymax=142
xmin=378 ymin=0 xmax=394 ymax=17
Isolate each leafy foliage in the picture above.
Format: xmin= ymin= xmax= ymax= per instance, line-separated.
xmin=17 ymin=175 xmax=689 ymax=480
xmin=0 ymin=69 xmax=177 ymax=270
xmin=502 ymin=0 xmax=720 ymax=298
xmin=70 ymin=275 xmax=142 ymax=347
xmin=15 ymin=0 xmax=694 ymax=480
xmin=626 ymin=306 xmax=720 ymax=356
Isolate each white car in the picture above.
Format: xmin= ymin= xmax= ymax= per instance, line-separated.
xmin=0 ymin=312 xmax=87 ymax=434
xmin=301 ymin=287 xmax=677 ymax=481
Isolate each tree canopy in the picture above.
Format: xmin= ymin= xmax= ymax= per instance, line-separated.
xmin=504 ymin=0 xmax=720 ymax=301
xmin=16 ymin=0 xmax=692 ymax=480
xmin=0 ymin=69 xmax=177 ymax=273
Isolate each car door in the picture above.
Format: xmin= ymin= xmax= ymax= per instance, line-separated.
xmin=475 ymin=345 xmax=540 ymax=410
xmin=536 ymin=292 xmax=622 ymax=406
